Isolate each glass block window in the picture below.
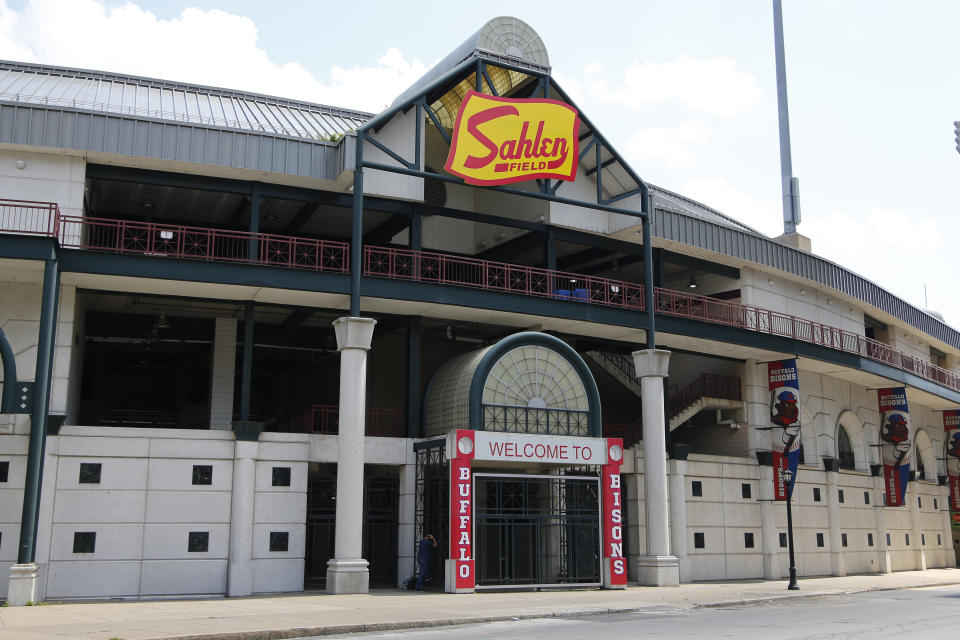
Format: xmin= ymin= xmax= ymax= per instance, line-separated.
xmin=816 ymin=532 xmax=825 ymax=547
xmin=192 ymin=465 xmax=213 ymax=485
xmin=741 ymin=483 xmax=751 ymax=499
xmin=272 ymin=467 xmax=291 ymax=487
xmin=270 ymin=531 xmax=289 ymax=552
xmin=423 ymin=349 xmax=487 ymax=437
xmin=73 ymin=531 xmax=96 ymax=553
xmin=838 ymin=489 xmax=845 ymax=504
xmin=79 ymin=462 xmax=101 ymax=484
xmin=838 ymin=425 xmax=855 ymax=470
xmin=868 ymin=533 xmax=874 ymax=547
xmin=188 ymin=531 xmax=209 ymax=552
xmin=692 ymin=481 xmax=703 ymax=497
xmin=842 ymin=533 xmax=848 ymax=547
xmin=694 ymin=532 xmax=705 ymax=549
xmin=744 ymin=532 xmax=754 ymax=548
xmin=813 ymin=487 xmax=821 ymax=502
xmin=779 ymin=532 xmax=788 ymax=548
xmin=0 ymin=460 xmax=8 ymax=483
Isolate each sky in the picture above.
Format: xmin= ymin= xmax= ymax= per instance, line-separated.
xmin=1 ymin=0 xmax=958 ymax=329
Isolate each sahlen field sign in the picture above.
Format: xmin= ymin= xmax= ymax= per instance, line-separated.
xmin=444 ymin=90 xmax=580 ymax=186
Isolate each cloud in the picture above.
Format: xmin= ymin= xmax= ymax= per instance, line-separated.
xmin=679 ymin=177 xmax=780 ymax=235
xmin=582 ymin=55 xmax=762 ymax=117
xmin=0 ymin=0 xmax=428 ymax=113
xmin=627 ymin=122 xmax=709 ymax=169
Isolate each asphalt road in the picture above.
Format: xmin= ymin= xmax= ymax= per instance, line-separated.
xmin=305 ymin=584 xmax=960 ymax=639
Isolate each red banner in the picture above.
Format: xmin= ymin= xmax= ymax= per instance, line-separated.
xmin=768 ymin=359 xmax=801 ymax=500
xmin=878 ymin=387 xmax=911 ymax=507
xmin=602 ymin=438 xmax=627 ymax=587
xmin=449 ymin=429 xmax=475 ymax=591
xmin=944 ymin=410 xmax=960 ymax=510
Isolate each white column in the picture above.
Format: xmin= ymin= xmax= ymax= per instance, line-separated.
xmin=209 ymin=317 xmax=238 ymax=430
xmin=758 ymin=465 xmax=781 ymax=579
xmin=397 ymin=458 xmax=416 ymax=587
xmin=873 ymin=473 xmax=892 ymax=573
xmin=668 ymin=458 xmax=689 ymax=583
xmin=941 ymin=483 xmax=956 ymax=567
xmin=909 ymin=481 xmax=926 ymax=570
xmin=327 ymin=316 xmax=376 ymax=594
xmin=227 ymin=439 xmax=258 ymax=596
xmin=632 ymin=348 xmax=678 ymax=586
xmin=824 ymin=465 xmax=846 ymax=576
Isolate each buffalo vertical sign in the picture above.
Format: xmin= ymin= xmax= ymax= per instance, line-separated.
xmin=444 ymin=90 xmax=580 ymax=186
xmin=944 ymin=410 xmax=960 ymax=510
xmin=878 ymin=387 xmax=911 ymax=507
xmin=769 ymin=360 xmax=802 ymax=500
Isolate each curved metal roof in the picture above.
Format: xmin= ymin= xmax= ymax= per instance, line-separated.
xmin=0 ymin=60 xmax=372 ymax=140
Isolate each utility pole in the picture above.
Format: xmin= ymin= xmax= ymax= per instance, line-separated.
xmin=773 ymin=0 xmax=801 ymax=234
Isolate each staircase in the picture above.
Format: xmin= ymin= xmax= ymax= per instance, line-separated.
xmin=587 ymin=351 xmax=743 ymax=432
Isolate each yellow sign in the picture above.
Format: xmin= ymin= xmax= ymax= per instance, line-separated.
xmin=444 ymin=90 xmax=580 ymax=186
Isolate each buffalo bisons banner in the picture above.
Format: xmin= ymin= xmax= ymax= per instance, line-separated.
xmin=944 ymin=410 xmax=960 ymax=510
xmin=769 ymin=360 xmax=801 ymax=500
xmin=444 ymin=90 xmax=580 ymax=186
xmin=878 ymin=387 xmax=911 ymax=507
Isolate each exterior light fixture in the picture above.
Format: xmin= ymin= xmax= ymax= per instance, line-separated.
xmin=265 ymin=215 xmax=279 ymax=221
xmin=687 ymin=278 xmax=699 ymax=289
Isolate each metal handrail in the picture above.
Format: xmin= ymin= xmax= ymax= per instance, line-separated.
xmin=669 ymin=373 xmax=742 ymax=417
xmin=293 ymin=404 xmax=403 ymax=437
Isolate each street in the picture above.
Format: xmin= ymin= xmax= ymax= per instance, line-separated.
xmin=308 ymin=585 xmax=960 ymax=639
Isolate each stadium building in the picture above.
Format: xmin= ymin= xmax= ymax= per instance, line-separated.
xmin=0 ymin=17 xmax=958 ymax=602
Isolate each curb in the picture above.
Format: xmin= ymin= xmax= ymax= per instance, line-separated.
xmin=145 ymin=580 xmax=960 ymax=640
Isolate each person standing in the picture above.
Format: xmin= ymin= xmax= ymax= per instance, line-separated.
xmin=415 ymin=534 xmax=438 ymax=591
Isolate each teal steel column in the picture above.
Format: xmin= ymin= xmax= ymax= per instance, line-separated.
xmin=545 ymin=227 xmax=556 ymax=271
xmin=406 ymin=316 xmax=421 ymax=438
xmin=409 ymin=206 xmax=422 ymax=252
xmin=642 ymin=193 xmax=656 ymax=350
xmin=17 ymin=259 xmax=59 ymax=564
xmin=240 ymin=301 xmax=254 ymax=421
xmin=350 ymin=132 xmax=364 ymax=317
xmin=0 ymin=327 xmax=18 ymax=413
xmin=248 ymin=183 xmax=261 ymax=262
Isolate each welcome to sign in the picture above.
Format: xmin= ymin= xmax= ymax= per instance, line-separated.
xmin=444 ymin=90 xmax=580 ymax=186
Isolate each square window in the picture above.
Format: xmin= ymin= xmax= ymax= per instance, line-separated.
xmin=73 ymin=531 xmax=96 ymax=553
xmin=813 ymin=487 xmax=821 ymax=502
xmin=886 ymin=533 xmax=891 ymax=546
xmin=816 ymin=532 xmax=825 ymax=547
xmin=838 ymin=489 xmax=844 ymax=504
xmin=192 ymin=464 xmax=213 ymax=485
xmin=272 ymin=466 xmax=291 ymax=487
xmin=79 ymin=462 xmax=101 ymax=484
xmin=741 ymin=483 xmax=752 ymax=499
xmin=779 ymin=532 xmax=788 ymax=548
xmin=694 ymin=532 xmax=705 ymax=549
xmin=0 ymin=460 xmax=8 ymax=482
xmin=906 ymin=534 xmax=910 ymax=546
xmin=744 ymin=532 xmax=754 ymax=548
xmin=188 ymin=531 xmax=209 ymax=552
xmin=868 ymin=533 xmax=874 ymax=547
xmin=270 ymin=531 xmax=289 ymax=552
xmin=842 ymin=533 xmax=848 ymax=547
xmin=864 ymin=491 xmax=871 ymax=505
xmin=691 ymin=481 xmax=702 ymax=497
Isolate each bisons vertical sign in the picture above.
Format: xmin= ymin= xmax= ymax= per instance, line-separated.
xmin=944 ymin=410 xmax=960 ymax=510
xmin=602 ymin=438 xmax=627 ymax=588
xmin=769 ymin=360 xmax=802 ymax=500
xmin=448 ymin=429 xmax=475 ymax=593
xmin=878 ymin=387 xmax=911 ymax=507
xmin=444 ymin=90 xmax=580 ymax=186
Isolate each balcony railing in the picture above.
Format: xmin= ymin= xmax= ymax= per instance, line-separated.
xmin=364 ymin=245 xmax=646 ymax=311
xmin=669 ymin=373 xmax=742 ymax=417
xmin=2 ymin=203 xmax=959 ymax=395
xmin=293 ymin=404 xmax=403 ymax=437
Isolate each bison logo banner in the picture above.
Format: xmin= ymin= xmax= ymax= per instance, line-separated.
xmin=769 ymin=360 xmax=801 ymax=500
xmin=444 ymin=90 xmax=580 ymax=186
xmin=878 ymin=387 xmax=911 ymax=507
xmin=944 ymin=410 xmax=960 ymax=510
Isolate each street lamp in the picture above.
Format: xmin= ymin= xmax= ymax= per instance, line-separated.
xmin=783 ymin=467 xmax=799 ymax=590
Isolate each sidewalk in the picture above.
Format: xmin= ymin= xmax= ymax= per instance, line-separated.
xmin=3 ymin=569 xmax=960 ymax=640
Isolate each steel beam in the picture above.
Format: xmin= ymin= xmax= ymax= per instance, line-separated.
xmin=240 ymin=300 xmax=254 ymax=421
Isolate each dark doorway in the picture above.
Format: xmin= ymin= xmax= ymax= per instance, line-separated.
xmin=304 ymin=466 xmax=399 ymax=589
xmin=474 ymin=474 xmax=600 ymax=587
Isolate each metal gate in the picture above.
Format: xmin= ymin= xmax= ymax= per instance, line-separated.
xmin=304 ymin=471 xmax=399 ymax=589
xmin=474 ymin=474 xmax=600 ymax=588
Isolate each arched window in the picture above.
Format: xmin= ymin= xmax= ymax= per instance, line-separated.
xmin=916 ymin=452 xmax=926 ymax=480
xmin=838 ymin=425 xmax=855 ymax=470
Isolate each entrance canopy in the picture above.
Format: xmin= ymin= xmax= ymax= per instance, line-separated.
xmin=423 ymin=331 xmax=601 ymax=437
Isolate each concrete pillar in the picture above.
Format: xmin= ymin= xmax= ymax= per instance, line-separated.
xmin=873 ymin=473 xmax=892 ymax=573
xmin=632 ymin=348 xmax=678 ymax=586
xmin=668 ymin=458 xmax=690 ymax=582
xmin=758 ymin=463 xmax=782 ymax=580
xmin=909 ymin=481 xmax=926 ymax=571
xmin=228 ymin=439 xmax=258 ymax=596
xmin=941 ymin=482 xmax=956 ymax=567
xmin=210 ymin=317 xmax=238 ymax=430
xmin=397 ymin=458 xmax=416 ymax=587
xmin=327 ymin=316 xmax=376 ymax=594
xmin=824 ymin=465 xmax=846 ymax=576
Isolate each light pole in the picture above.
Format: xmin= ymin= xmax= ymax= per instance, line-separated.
xmin=783 ymin=467 xmax=799 ymax=590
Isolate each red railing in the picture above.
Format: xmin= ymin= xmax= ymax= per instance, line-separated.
xmin=603 ymin=421 xmax=642 ymax=448
xmin=669 ymin=373 xmax=742 ymax=417
xmin=364 ymin=245 xmax=646 ymax=311
xmin=57 ymin=215 xmax=349 ymax=272
xmin=2 ymin=204 xmax=959 ymax=395
xmin=293 ymin=404 xmax=403 ymax=437
xmin=0 ymin=199 xmax=60 ymax=236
